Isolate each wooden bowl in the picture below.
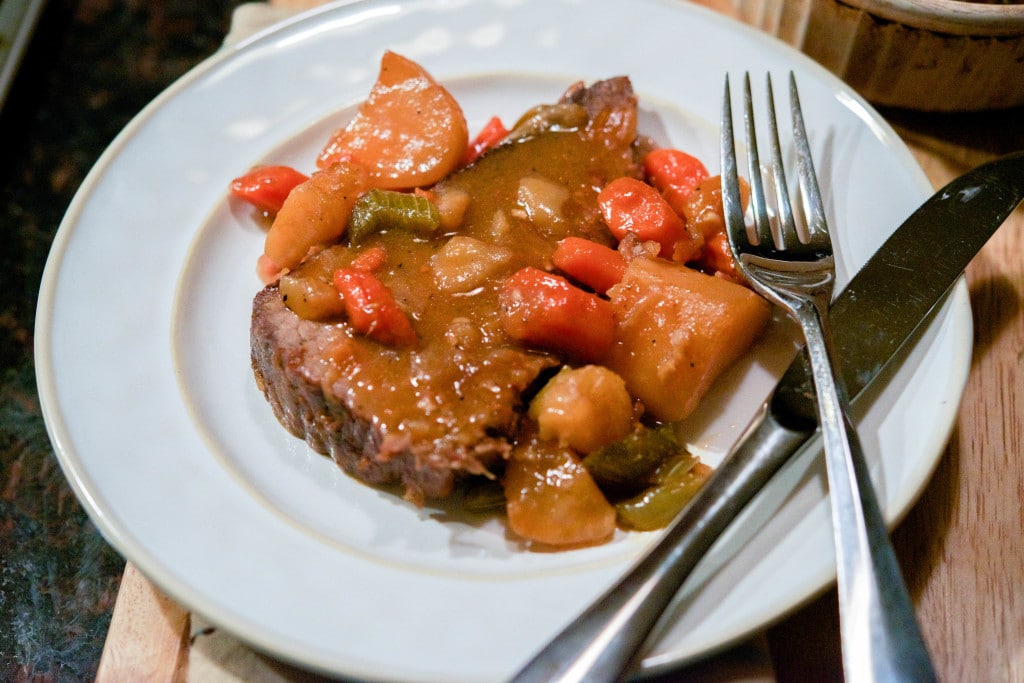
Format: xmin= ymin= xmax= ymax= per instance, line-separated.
xmin=722 ymin=0 xmax=1024 ymax=111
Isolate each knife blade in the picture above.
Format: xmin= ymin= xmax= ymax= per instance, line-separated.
xmin=512 ymin=151 xmax=1024 ymax=683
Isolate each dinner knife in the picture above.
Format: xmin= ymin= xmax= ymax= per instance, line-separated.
xmin=511 ymin=151 xmax=1024 ymax=683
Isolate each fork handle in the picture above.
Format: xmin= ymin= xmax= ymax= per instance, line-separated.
xmin=509 ymin=403 xmax=812 ymax=683
xmin=798 ymin=303 xmax=938 ymax=683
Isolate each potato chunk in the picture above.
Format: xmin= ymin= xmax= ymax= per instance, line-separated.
xmin=503 ymin=436 xmax=616 ymax=547
xmin=259 ymin=161 xmax=369 ymax=283
xmin=528 ymin=366 xmax=633 ymax=454
xmin=430 ymin=236 xmax=512 ymax=293
xmin=604 ymin=258 xmax=771 ymax=422
xmin=317 ymin=51 xmax=468 ymax=189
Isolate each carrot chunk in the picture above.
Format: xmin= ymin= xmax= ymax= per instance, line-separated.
xmin=643 ymin=148 xmax=709 ymax=215
xmin=597 ymin=177 xmax=688 ymax=259
xmin=700 ymin=232 xmax=742 ymax=282
xmin=464 ymin=115 xmax=508 ymax=165
xmin=333 ymin=268 xmax=417 ymax=347
xmin=499 ymin=267 xmax=615 ymax=363
xmin=230 ymin=165 xmax=309 ymax=214
xmin=349 ymin=245 xmax=387 ymax=272
xmin=552 ymin=237 xmax=627 ymax=294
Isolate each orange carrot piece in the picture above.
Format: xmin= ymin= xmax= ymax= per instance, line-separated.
xmin=464 ymin=116 xmax=508 ymax=165
xmin=643 ymin=148 xmax=709 ymax=216
xmin=333 ymin=267 xmax=417 ymax=347
xmin=552 ymin=237 xmax=627 ymax=294
xmin=349 ymin=245 xmax=387 ymax=272
xmin=597 ymin=177 xmax=688 ymax=259
xmin=499 ymin=267 xmax=615 ymax=363
xmin=699 ymin=232 xmax=742 ymax=282
xmin=229 ymin=165 xmax=309 ymax=214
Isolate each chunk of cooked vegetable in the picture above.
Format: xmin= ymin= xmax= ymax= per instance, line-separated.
xmin=278 ymin=245 xmax=350 ymax=320
xmin=464 ymin=115 xmax=508 ymax=165
xmin=597 ymin=176 xmax=698 ymax=260
xmin=258 ymin=161 xmax=369 ymax=284
xmin=503 ymin=435 xmax=616 ymax=547
xmin=230 ymin=165 xmax=309 ymax=214
xmin=604 ymin=257 xmax=771 ymax=422
xmin=349 ymin=244 xmax=387 ymax=272
xmin=430 ymin=235 xmax=512 ymax=294
xmin=582 ymin=423 xmax=682 ymax=497
xmin=679 ymin=175 xmax=749 ymax=278
xmin=615 ymin=459 xmax=712 ymax=531
xmin=552 ymin=236 xmax=627 ymax=294
xmin=506 ymin=102 xmax=588 ymax=141
xmin=430 ymin=186 xmax=471 ymax=230
xmin=317 ymin=51 xmax=468 ymax=189
xmin=528 ymin=366 xmax=633 ymax=454
xmin=642 ymin=148 xmax=709 ymax=216
xmin=348 ymin=188 xmax=440 ymax=245
xmin=680 ymin=174 xmax=743 ymax=241
xmin=516 ymin=175 xmax=570 ymax=237
xmin=333 ymin=267 xmax=418 ymax=347
xmin=700 ymin=233 xmax=742 ymax=282
xmin=499 ymin=267 xmax=616 ymax=363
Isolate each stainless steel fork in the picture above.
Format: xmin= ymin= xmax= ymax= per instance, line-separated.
xmin=721 ymin=72 xmax=937 ymax=683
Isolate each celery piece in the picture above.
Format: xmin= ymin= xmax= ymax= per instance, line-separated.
xmin=348 ymin=188 xmax=441 ymax=245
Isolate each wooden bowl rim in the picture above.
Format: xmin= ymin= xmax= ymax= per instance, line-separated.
xmin=846 ymin=0 xmax=1024 ymax=36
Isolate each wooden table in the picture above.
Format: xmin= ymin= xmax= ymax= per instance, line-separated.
xmin=95 ymin=5 xmax=1024 ymax=682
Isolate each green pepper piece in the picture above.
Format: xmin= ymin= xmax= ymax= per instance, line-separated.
xmin=614 ymin=455 xmax=710 ymax=531
xmin=348 ymin=188 xmax=441 ymax=245
xmin=582 ymin=423 xmax=680 ymax=497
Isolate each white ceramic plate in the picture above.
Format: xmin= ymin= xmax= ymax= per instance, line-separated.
xmin=35 ymin=1 xmax=970 ymax=681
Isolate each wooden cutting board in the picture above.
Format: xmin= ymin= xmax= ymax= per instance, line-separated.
xmin=96 ymin=562 xmax=189 ymax=682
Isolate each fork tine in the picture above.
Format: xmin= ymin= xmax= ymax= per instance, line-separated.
xmin=720 ymin=74 xmax=749 ymax=253
xmin=742 ymin=73 xmax=773 ymax=248
xmin=788 ymin=72 xmax=830 ymax=249
xmin=765 ymin=74 xmax=799 ymax=250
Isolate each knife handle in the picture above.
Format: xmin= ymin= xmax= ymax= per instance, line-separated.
xmin=510 ymin=399 xmax=814 ymax=683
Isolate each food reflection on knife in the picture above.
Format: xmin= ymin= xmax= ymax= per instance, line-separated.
xmin=231 ymin=51 xmax=782 ymax=548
